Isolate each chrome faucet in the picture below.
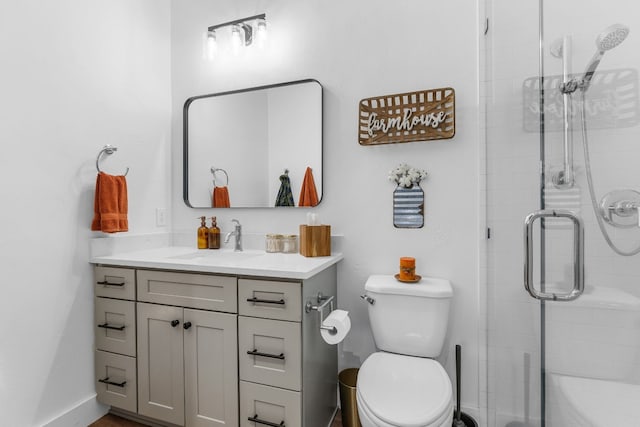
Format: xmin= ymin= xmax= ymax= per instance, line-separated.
xmin=224 ymin=219 xmax=242 ymax=251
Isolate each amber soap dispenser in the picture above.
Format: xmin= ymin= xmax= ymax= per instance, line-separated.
xmin=208 ymin=216 xmax=221 ymax=249
xmin=197 ymin=216 xmax=209 ymax=249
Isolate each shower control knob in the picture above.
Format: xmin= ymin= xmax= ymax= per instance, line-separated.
xmin=600 ymin=189 xmax=640 ymax=229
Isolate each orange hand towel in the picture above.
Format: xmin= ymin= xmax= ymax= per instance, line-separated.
xmin=298 ymin=167 xmax=319 ymax=207
xmin=213 ymin=186 xmax=230 ymax=208
xmin=91 ymin=172 xmax=128 ymax=233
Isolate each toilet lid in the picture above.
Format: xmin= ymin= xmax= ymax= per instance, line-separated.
xmin=357 ymin=352 xmax=452 ymax=427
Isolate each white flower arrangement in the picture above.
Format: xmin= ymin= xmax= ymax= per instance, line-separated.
xmin=388 ymin=163 xmax=428 ymax=188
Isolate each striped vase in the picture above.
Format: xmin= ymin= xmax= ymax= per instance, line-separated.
xmin=393 ymin=184 xmax=424 ymax=228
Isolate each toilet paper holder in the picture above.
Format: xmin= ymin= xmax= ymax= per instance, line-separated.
xmin=305 ymin=292 xmax=337 ymax=335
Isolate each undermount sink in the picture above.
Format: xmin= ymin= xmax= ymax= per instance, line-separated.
xmin=167 ymin=249 xmax=263 ymax=264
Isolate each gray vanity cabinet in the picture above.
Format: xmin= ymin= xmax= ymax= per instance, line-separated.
xmin=136 ymin=302 xmax=238 ymax=427
xmin=238 ymin=267 xmax=337 ymax=427
xmin=94 ymin=266 xmax=138 ymax=413
xmin=94 ymin=262 xmax=338 ymax=427
xmin=136 ymin=270 xmax=239 ymax=427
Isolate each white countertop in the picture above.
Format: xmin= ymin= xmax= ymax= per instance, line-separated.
xmin=90 ymin=246 xmax=343 ymax=280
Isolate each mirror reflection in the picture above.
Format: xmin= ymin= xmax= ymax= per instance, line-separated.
xmin=184 ymin=79 xmax=323 ymax=208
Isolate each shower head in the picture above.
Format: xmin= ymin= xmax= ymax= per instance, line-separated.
xmin=596 ymin=24 xmax=630 ymax=51
xmin=581 ymin=24 xmax=630 ymax=91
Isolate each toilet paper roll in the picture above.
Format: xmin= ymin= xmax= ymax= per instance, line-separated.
xmin=320 ymin=309 xmax=351 ymax=345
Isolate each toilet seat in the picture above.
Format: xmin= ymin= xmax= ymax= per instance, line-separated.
xmin=357 ymin=352 xmax=453 ymax=427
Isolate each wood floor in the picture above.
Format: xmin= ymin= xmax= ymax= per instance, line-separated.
xmin=90 ymin=411 xmax=343 ymax=427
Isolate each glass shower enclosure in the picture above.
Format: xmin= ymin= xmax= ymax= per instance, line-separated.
xmin=487 ymin=0 xmax=640 ymax=425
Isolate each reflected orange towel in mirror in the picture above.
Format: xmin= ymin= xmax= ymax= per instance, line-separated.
xmin=213 ymin=186 xmax=230 ymax=208
xmin=299 ymin=167 xmax=319 ymax=207
xmin=91 ymin=172 xmax=128 ymax=233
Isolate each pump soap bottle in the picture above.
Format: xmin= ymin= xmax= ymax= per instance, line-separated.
xmin=208 ymin=216 xmax=221 ymax=249
xmin=197 ymin=216 xmax=209 ymax=249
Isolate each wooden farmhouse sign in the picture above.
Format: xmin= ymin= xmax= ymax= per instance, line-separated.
xmin=358 ymin=87 xmax=455 ymax=145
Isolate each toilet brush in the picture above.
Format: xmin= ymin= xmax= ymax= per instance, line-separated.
xmin=453 ymin=344 xmax=465 ymax=427
xmin=452 ymin=345 xmax=478 ymax=427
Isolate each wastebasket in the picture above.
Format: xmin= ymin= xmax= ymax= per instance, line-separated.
xmin=338 ymin=368 xmax=361 ymax=427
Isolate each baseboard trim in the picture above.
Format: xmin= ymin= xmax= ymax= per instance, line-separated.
xmin=41 ymin=394 xmax=108 ymax=427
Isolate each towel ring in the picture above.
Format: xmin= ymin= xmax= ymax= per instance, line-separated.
xmin=96 ymin=145 xmax=129 ymax=176
xmin=211 ymin=167 xmax=229 ymax=187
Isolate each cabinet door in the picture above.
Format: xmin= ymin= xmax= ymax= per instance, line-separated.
xmin=137 ymin=270 xmax=237 ymax=313
xmin=95 ymin=350 xmax=137 ymax=413
xmin=137 ymin=302 xmax=185 ymax=426
xmin=94 ymin=266 xmax=135 ymax=300
xmin=239 ymin=317 xmax=302 ymax=391
xmin=239 ymin=381 xmax=301 ymax=427
xmin=238 ymin=279 xmax=301 ymax=322
xmin=184 ymin=309 xmax=238 ymax=427
xmin=95 ymin=297 xmax=136 ymax=356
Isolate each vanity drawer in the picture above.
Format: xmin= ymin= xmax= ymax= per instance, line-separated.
xmin=239 ymin=381 xmax=301 ymax=427
xmin=94 ymin=266 xmax=135 ymax=300
xmin=95 ymin=297 xmax=136 ymax=357
xmin=95 ymin=350 xmax=137 ymax=413
xmin=137 ymin=270 xmax=237 ymax=313
xmin=239 ymin=316 xmax=301 ymax=391
xmin=238 ymin=279 xmax=301 ymax=322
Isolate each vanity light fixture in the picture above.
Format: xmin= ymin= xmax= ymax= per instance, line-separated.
xmin=231 ymin=25 xmax=243 ymax=55
xmin=255 ymin=18 xmax=268 ymax=48
xmin=205 ymin=30 xmax=217 ymax=60
xmin=205 ymin=13 xmax=266 ymax=60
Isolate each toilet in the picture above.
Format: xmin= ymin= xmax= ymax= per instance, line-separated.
xmin=357 ymin=275 xmax=454 ymax=427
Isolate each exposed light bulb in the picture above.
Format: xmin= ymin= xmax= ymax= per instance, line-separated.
xmin=206 ymin=30 xmax=217 ymax=61
xmin=255 ymin=19 xmax=267 ymax=49
xmin=231 ymin=25 xmax=242 ymax=55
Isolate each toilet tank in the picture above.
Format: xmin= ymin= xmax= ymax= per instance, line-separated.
xmin=545 ymin=286 xmax=640 ymax=380
xmin=364 ymin=275 xmax=453 ymax=357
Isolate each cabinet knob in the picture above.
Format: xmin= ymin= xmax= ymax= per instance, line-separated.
xmin=171 ymin=319 xmax=180 ymax=327
xmin=183 ymin=321 xmax=192 ymax=330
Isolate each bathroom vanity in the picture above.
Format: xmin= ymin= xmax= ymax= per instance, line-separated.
xmin=91 ymin=247 xmax=342 ymax=427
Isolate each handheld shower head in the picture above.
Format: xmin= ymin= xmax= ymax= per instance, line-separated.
xmin=596 ymin=23 xmax=630 ymax=51
xmin=581 ymin=24 xmax=630 ymax=91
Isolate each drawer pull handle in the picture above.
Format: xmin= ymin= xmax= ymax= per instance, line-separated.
xmin=246 ymin=297 xmax=285 ymax=305
xmin=97 ymin=280 xmax=126 ymax=287
xmin=97 ymin=323 xmax=126 ymax=331
xmin=171 ymin=320 xmax=180 ymax=327
xmin=247 ymin=349 xmax=285 ymax=360
xmin=248 ymin=415 xmax=285 ymax=427
xmin=98 ymin=377 xmax=127 ymax=387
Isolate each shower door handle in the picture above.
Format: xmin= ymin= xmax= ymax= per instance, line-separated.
xmin=524 ymin=209 xmax=584 ymax=301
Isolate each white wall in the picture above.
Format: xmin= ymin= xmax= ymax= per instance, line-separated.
xmin=0 ymin=1 xmax=172 ymax=425
xmin=171 ymin=0 xmax=483 ymax=413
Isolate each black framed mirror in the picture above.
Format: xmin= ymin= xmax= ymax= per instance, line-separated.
xmin=183 ymin=79 xmax=322 ymax=208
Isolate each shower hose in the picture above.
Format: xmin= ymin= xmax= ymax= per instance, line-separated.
xmin=578 ymin=89 xmax=640 ymax=256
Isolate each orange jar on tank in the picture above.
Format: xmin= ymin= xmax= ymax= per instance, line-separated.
xmin=399 ymin=257 xmax=416 ymax=281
